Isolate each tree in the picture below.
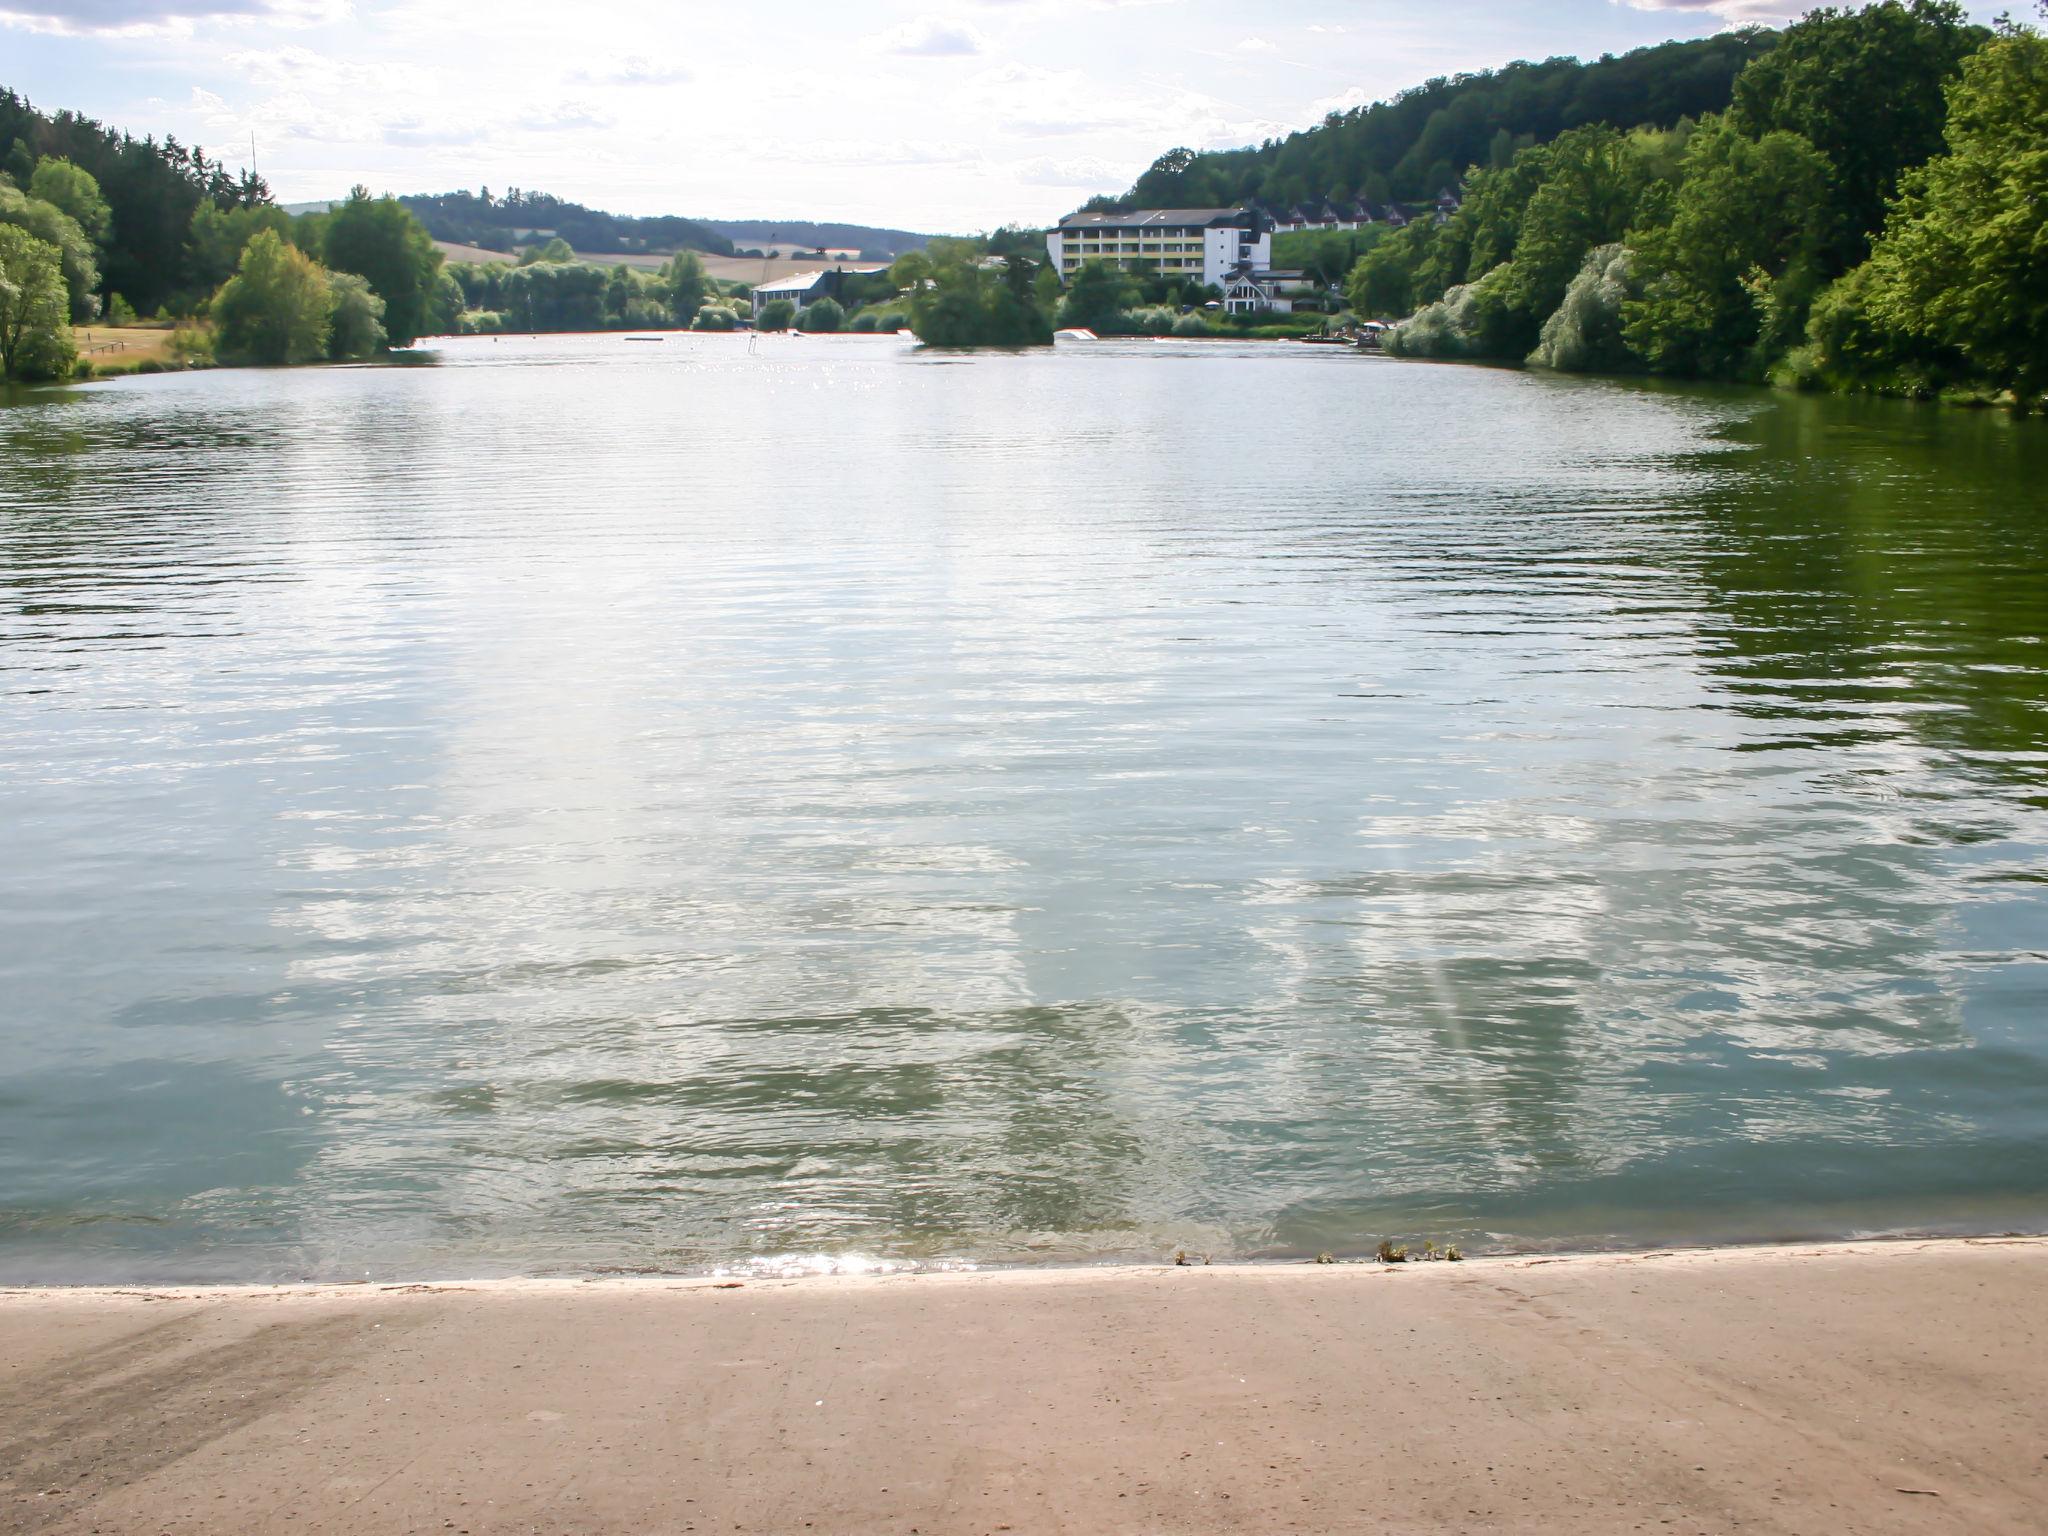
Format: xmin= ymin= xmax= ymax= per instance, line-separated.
xmin=797 ymin=296 xmax=843 ymax=332
xmin=211 ymin=228 xmax=332 ymax=364
xmin=187 ymin=202 xmax=296 ymax=292
xmin=1730 ymin=0 xmax=1984 ymax=268
xmin=326 ymin=270 xmax=388 ymax=360
xmin=664 ymin=251 xmax=708 ymax=321
xmin=0 ymin=223 xmax=75 ymax=380
xmin=1528 ymin=244 xmax=1638 ymax=371
xmin=756 ymin=297 xmax=796 ymax=330
xmin=1823 ymin=29 xmax=2048 ymax=401
xmin=28 ymin=157 xmax=110 ymax=245
xmin=0 ymin=182 xmax=99 ymax=320
xmin=1055 ymin=259 xmax=1136 ymax=331
xmin=318 ymin=187 xmax=443 ymax=345
xmin=1622 ymin=118 xmax=1834 ymax=378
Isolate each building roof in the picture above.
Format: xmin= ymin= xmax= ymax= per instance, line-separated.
xmin=1057 ymin=208 xmax=1252 ymax=231
xmin=752 ymin=266 xmax=887 ymax=295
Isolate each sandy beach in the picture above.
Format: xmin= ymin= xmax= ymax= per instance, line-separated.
xmin=1 ymin=1238 xmax=2042 ymax=1535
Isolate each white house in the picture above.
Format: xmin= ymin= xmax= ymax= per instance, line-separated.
xmin=1046 ymin=208 xmax=1272 ymax=291
xmin=749 ymin=266 xmax=889 ymax=318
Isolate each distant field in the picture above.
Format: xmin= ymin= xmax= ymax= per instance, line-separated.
xmin=433 ymin=240 xmax=888 ymax=289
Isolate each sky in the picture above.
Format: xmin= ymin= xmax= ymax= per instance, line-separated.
xmin=1 ymin=0 xmax=2011 ymax=234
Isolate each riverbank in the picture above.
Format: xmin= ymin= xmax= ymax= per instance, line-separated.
xmin=3 ymin=1238 xmax=2042 ymax=1534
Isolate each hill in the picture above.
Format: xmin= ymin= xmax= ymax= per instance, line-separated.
xmin=400 ymin=189 xmax=734 ymax=258
xmin=701 ymin=219 xmax=930 ymax=259
xmin=1102 ymin=31 xmax=1778 ymax=212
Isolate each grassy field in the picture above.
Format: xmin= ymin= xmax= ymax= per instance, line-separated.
xmin=72 ymin=325 xmax=187 ymax=373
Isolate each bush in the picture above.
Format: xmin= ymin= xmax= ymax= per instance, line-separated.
xmin=1387 ymin=262 xmax=1521 ymax=360
xmin=757 ymin=298 xmax=796 ymax=331
xmin=849 ymin=311 xmax=878 ymax=333
xmin=692 ymin=305 xmax=739 ymax=331
xmin=1171 ymin=311 xmax=1211 ymax=337
xmin=1528 ymin=244 xmax=1637 ymax=372
xmin=797 ymin=296 xmax=844 ymax=332
xmin=106 ymin=292 xmax=139 ymax=325
xmin=459 ymin=310 xmax=506 ymax=335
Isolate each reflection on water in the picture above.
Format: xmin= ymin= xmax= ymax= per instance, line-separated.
xmin=1 ymin=334 xmax=2044 ymax=1282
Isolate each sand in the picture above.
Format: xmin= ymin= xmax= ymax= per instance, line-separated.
xmin=1 ymin=1238 xmax=2042 ymax=1535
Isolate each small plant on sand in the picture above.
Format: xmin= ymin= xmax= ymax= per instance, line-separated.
xmin=1315 ymin=1252 xmax=1336 ymax=1265
xmin=1377 ymin=1240 xmax=1409 ymax=1265
xmin=1444 ymin=1244 xmax=1463 ymax=1263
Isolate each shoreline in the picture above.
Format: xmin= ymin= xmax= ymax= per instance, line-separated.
xmin=6 ymin=1236 xmax=2043 ymax=1533
xmin=4 ymin=1230 xmax=2044 ymax=1300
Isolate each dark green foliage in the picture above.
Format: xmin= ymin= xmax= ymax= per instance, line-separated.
xmin=188 ymin=203 xmax=297 ymax=294
xmin=501 ymin=260 xmax=610 ymax=332
xmin=401 ymin=188 xmax=732 ymax=257
xmin=0 ymin=86 xmax=268 ymax=314
xmin=1622 ymin=118 xmax=1835 ymax=378
xmin=756 ymin=297 xmax=796 ymax=331
xmin=1730 ymin=0 xmax=1986 ymax=270
xmin=1800 ymin=29 xmax=2048 ymax=402
xmin=1054 ymin=259 xmax=1136 ymax=332
xmin=1117 ymin=33 xmax=1774 ymax=210
xmin=325 ymin=271 xmax=388 ymax=360
xmin=901 ymin=248 xmax=1052 ymax=348
xmin=797 ymin=297 xmax=844 ymax=332
xmin=313 ymin=188 xmax=443 ymax=346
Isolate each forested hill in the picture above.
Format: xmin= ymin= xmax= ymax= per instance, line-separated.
xmin=400 ymin=189 xmax=734 ymax=257
xmin=701 ymin=220 xmax=930 ymax=258
xmin=0 ymin=87 xmax=269 ymax=315
xmin=1109 ymin=31 xmax=1777 ymax=210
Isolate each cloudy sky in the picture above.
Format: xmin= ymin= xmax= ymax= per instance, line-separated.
xmin=2 ymin=0 xmax=2008 ymax=233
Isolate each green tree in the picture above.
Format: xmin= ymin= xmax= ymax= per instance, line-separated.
xmin=797 ymin=296 xmax=844 ymax=332
xmin=0 ymin=182 xmax=99 ymax=320
xmin=1730 ymin=0 xmax=1984 ymax=268
xmin=664 ymin=251 xmax=708 ymax=322
xmin=211 ymin=228 xmax=332 ymax=364
xmin=0 ymin=223 xmax=76 ymax=379
xmin=187 ymin=202 xmax=296 ymax=292
xmin=1346 ymin=218 xmax=1438 ymax=317
xmin=1622 ymin=118 xmax=1834 ymax=378
xmin=326 ymin=270 xmax=388 ymax=360
xmin=756 ymin=297 xmax=796 ymax=330
xmin=1055 ymin=258 xmax=1135 ymax=331
xmin=1823 ymin=29 xmax=2048 ymax=401
xmin=318 ymin=187 xmax=443 ymax=345
xmin=1528 ymin=244 xmax=1638 ymax=372
xmin=28 ymin=157 xmax=110 ymax=245
xmin=519 ymin=237 xmax=575 ymax=265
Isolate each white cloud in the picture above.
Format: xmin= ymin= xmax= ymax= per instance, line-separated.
xmin=1616 ymin=0 xmax=1821 ymax=21
xmin=872 ymin=15 xmax=985 ymax=56
xmin=1009 ymin=152 xmax=1133 ymax=187
xmin=1233 ymin=35 xmax=1275 ymax=53
xmin=572 ymin=54 xmax=691 ymax=87
xmin=0 ymin=0 xmax=343 ymax=36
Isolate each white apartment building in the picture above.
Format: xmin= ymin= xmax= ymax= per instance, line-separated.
xmin=1046 ymin=208 xmax=1273 ymax=291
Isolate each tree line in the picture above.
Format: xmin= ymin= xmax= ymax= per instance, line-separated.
xmin=1346 ymin=2 xmax=2043 ymax=406
xmin=1111 ymin=32 xmax=1775 ymax=213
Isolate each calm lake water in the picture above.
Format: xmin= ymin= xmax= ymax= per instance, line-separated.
xmin=2 ymin=333 xmax=2045 ymax=1282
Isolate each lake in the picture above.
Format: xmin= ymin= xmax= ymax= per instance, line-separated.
xmin=2 ymin=332 xmax=2045 ymax=1282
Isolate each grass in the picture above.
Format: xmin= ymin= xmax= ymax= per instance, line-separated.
xmin=71 ymin=324 xmax=186 ymax=374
